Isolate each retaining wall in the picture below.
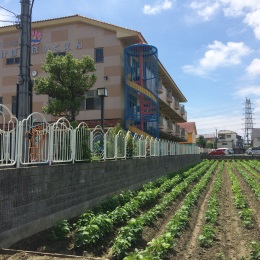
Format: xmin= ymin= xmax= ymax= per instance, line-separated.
xmin=0 ymin=155 xmax=201 ymax=247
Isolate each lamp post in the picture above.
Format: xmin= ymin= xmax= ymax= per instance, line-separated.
xmin=97 ymin=87 xmax=108 ymax=130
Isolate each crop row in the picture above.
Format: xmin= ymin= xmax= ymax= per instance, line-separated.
xmin=74 ymin=161 xmax=213 ymax=247
xmin=50 ymin=160 xmax=213 ymax=246
xmin=246 ymin=159 xmax=260 ymax=175
xmin=111 ymin=160 xmax=216 ymax=256
xmin=232 ymin=161 xmax=260 ymax=202
xmin=227 ymin=162 xmax=253 ymax=228
xmin=124 ymin=161 xmax=218 ymax=259
xmin=198 ymin=161 xmax=224 ymax=247
xmin=239 ymin=160 xmax=260 ymax=182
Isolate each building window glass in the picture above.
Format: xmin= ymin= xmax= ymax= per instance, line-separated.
xmin=95 ymin=48 xmax=104 ymax=63
xmin=6 ymin=57 xmax=20 ymax=65
xmin=81 ymin=90 xmax=101 ymax=110
xmin=12 ymin=96 xmax=17 ymax=115
xmin=130 ymin=94 xmax=137 ymax=109
xmin=226 ymin=134 xmax=231 ymax=138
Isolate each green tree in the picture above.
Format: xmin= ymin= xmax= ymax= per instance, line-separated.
xmin=34 ymin=51 xmax=97 ymax=121
xmin=196 ymin=135 xmax=206 ymax=148
xmin=206 ymin=141 xmax=214 ymax=149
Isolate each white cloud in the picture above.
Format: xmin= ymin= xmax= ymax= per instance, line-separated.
xmin=188 ymin=0 xmax=260 ymax=41
xmin=246 ymin=59 xmax=260 ymax=77
xmin=143 ymin=0 xmax=173 ymax=15
xmin=234 ymin=86 xmax=260 ymax=97
xmin=182 ymin=41 xmax=251 ymax=76
xmin=219 ymin=0 xmax=260 ymax=16
xmin=189 ymin=1 xmax=220 ymax=21
xmin=244 ymin=9 xmax=260 ymax=39
xmin=216 ymin=1 xmax=260 ymax=40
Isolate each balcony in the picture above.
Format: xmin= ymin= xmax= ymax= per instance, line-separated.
xmin=175 ymin=125 xmax=180 ymax=136
xmin=167 ymin=120 xmax=174 ymax=134
xmin=180 ymin=128 xmax=186 ymax=138
xmin=158 ymin=79 xmax=163 ymax=94
xmin=175 ymin=101 xmax=180 ymax=110
xmin=166 ymin=89 xmax=173 ymax=103
xmin=180 ymin=105 xmax=185 ymax=115
xmin=159 ymin=116 xmax=165 ymax=130
xmin=158 ymin=85 xmax=163 ymax=94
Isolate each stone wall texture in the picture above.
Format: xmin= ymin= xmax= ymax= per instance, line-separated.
xmin=0 ymin=155 xmax=201 ymax=247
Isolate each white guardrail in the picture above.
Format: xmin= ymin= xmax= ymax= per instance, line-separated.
xmin=0 ymin=105 xmax=200 ymax=167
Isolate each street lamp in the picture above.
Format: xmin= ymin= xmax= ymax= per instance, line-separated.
xmin=97 ymin=87 xmax=108 ymax=130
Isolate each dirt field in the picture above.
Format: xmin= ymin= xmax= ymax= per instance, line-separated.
xmin=1 ymin=160 xmax=260 ymax=259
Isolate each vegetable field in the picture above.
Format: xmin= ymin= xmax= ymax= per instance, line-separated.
xmin=10 ymin=159 xmax=260 ymax=259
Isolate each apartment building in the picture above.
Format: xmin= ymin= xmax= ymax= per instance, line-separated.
xmin=0 ymin=15 xmax=187 ymax=141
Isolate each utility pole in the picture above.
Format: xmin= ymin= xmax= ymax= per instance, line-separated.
xmin=17 ymin=0 xmax=31 ymax=120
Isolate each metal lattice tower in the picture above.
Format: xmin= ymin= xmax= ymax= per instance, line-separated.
xmin=243 ymin=98 xmax=254 ymax=145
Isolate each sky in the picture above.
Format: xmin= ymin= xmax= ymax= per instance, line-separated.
xmin=1 ymin=0 xmax=260 ymax=138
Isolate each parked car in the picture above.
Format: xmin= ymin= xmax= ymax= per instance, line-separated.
xmin=218 ymin=148 xmax=230 ymax=154
xmin=246 ymin=147 xmax=252 ymax=154
xmin=247 ymin=147 xmax=260 ymax=155
xmin=228 ymin=148 xmax=234 ymax=154
xmin=208 ymin=148 xmax=228 ymax=155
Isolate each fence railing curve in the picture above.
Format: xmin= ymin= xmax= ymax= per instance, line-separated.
xmin=0 ymin=105 xmax=18 ymax=166
xmin=0 ymin=105 xmax=200 ymax=168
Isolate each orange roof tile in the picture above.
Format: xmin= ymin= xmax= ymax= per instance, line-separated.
xmin=177 ymin=122 xmax=197 ymax=134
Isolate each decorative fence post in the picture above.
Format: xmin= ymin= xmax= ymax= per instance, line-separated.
xmin=0 ymin=106 xmax=200 ymax=167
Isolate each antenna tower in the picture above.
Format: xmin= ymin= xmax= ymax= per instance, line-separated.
xmin=243 ymin=98 xmax=254 ymax=146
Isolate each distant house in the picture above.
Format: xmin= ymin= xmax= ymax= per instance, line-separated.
xmin=196 ymin=133 xmax=216 ymax=148
xmin=177 ymin=122 xmax=197 ymax=144
xmin=217 ymin=130 xmax=243 ymax=149
xmin=252 ymin=128 xmax=260 ymax=147
xmin=202 ymin=134 xmax=216 ymax=144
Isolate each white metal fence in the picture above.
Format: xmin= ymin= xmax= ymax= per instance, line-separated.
xmin=0 ymin=105 xmax=200 ymax=168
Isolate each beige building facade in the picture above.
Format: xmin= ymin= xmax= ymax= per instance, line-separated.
xmin=0 ymin=15 xmax=187 ymax=141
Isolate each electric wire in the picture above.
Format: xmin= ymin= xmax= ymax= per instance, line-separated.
xmin=0 ymin=5 xmax=19 ymax=17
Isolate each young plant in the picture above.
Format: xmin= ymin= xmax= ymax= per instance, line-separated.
xmin=50 ymin=220 xmax=71 ymax=241
xmin=249 ymin=241 xmax=260 ymax=260
xmin=198 ymin=224 xmax=216 ymax=247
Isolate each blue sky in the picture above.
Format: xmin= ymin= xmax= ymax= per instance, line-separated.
xmin=1 ymin=0 xmax=260 ymax=138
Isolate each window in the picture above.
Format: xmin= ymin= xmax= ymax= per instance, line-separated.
xmin=130 ymin=94 xmax=137 ymax=114
xmin=6 ymin=57 xmax=20 ymax=65
xmin=222 ymin=142 xmax=227 ymax=145
xmin=81 ymin=90 xmax=101 ymax=110
xmin=12 ymin=96 xmax=17 ymax=115
xmin=95 ymin=48 xmax=104 ymax=63
xmin=226 ymin=134 xmax=231 ymax=138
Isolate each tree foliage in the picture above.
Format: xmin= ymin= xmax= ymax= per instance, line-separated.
xmin=196 ymin=135 xmax=207 ymax=148
xmin=34 ymin=51 xmax=97 ymax=121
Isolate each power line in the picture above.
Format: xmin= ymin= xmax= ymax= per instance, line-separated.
xmin=0 ymin=5 xmax=20 ymax=25
xmin=0 ymin=5 xmax=19 ymax=17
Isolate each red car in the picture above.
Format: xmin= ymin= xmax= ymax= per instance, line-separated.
xmin=208 ymin=148 xmax=227 ymax=155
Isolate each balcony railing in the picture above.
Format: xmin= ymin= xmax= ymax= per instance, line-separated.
xmin=166 ymin=89 xmax=173 ymax=103
xmin=167 ymin=120 xmax=174 ymax=134
xmin=180 ymin=105 xmax=185 ymax=115
xmin=176 ymin=125 xmax=180 ymax=136
xmin=159 ymin=116 xmax=164 ymax=129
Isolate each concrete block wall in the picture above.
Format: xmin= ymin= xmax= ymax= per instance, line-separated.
xmin=0 ymin=155 xmax=200 ymax=247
